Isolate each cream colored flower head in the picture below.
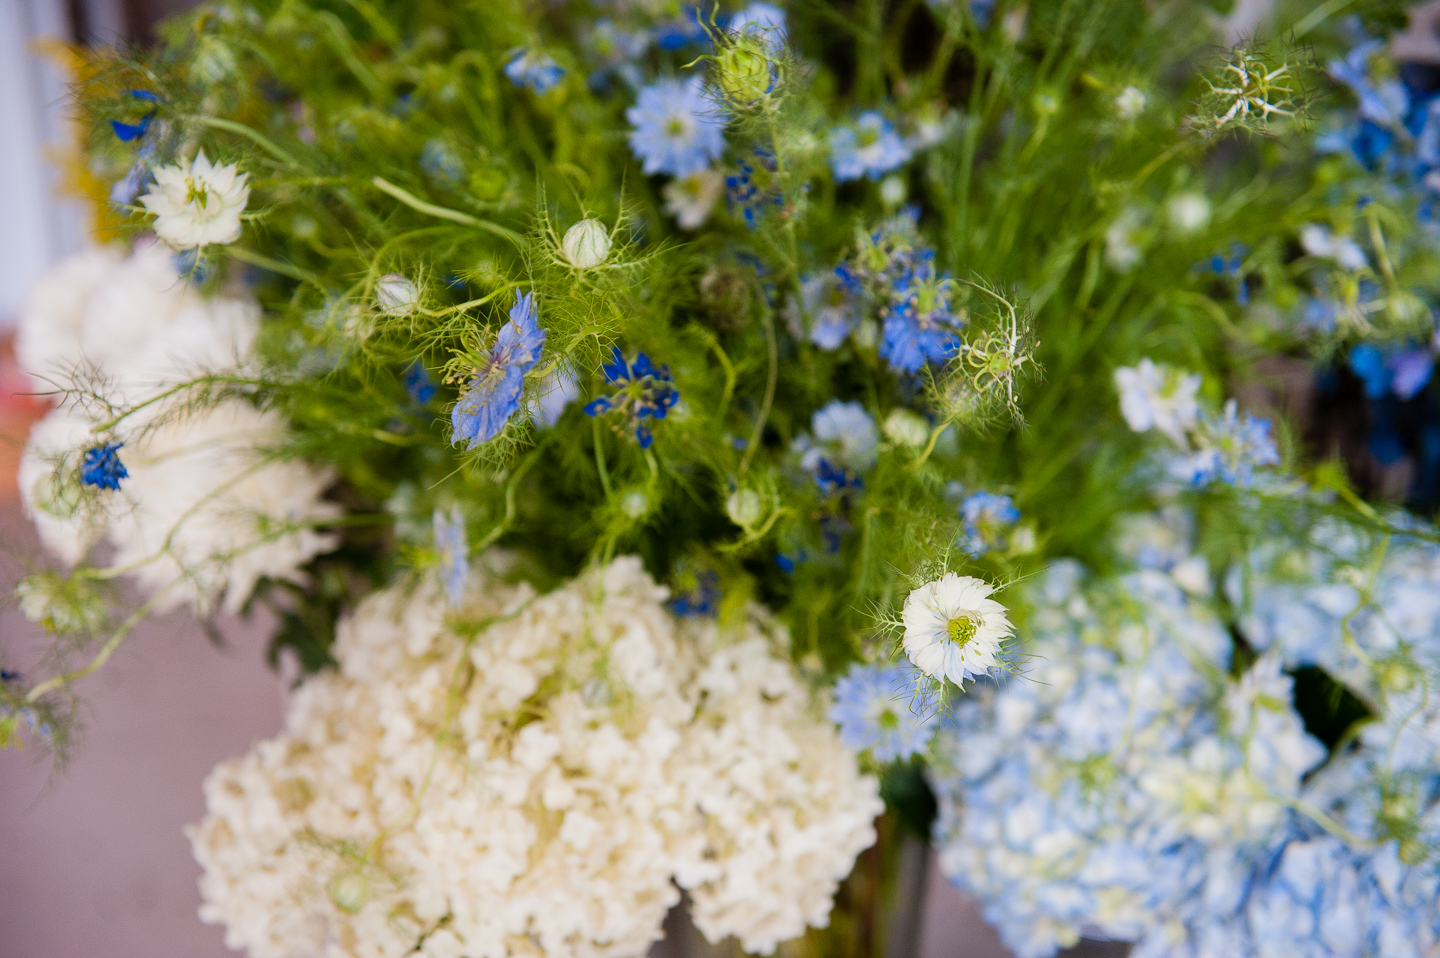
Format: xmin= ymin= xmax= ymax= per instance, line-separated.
xmin=139 ymin=150 xmax=250 ymax=248
xmin=901 ymin=572 xmax=1012 ymax=685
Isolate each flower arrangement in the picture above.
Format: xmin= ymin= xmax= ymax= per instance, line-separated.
xmin=7 ymin=0 xmax=1440 ymax=954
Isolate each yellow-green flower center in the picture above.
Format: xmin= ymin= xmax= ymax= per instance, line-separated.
xmin=185 ymin=177 xmax=211 ymax=209
xmin=946 ymin=613 xmax=978 ymax=647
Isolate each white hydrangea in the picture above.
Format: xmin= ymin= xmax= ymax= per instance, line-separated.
xmin=16 ymin=244 xmax=339 ymax=613
xmin=188 ymin=558 xmax=882 ymax=958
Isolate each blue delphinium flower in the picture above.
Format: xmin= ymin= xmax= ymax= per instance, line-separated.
xmin=504 ymin=49 xmax=565 ymax=94
xmin=961 ymin=491 xmax=1020 ymax=555
xmin=433 ymin=504 xmax=468 ymax=608
xmin=1184 ymin=400 xmax=1281 ymax=487
xmin=451 ymin=292 xmax=546 ymax=449
xmin=797 ymin=399 xmax=878 ymax=494
xmin=830 ymin=112 xmax=913 ymax=183
xmin=627 ymin=77 xmax=727 ymax=176
xmin=404 ymin=362 xmax=437 ymax=404
xmin=584 ymin=348 xmax=681 ymax=448
xmin=786 ymin=270 xmax=862 ymax=350
xmin=881 ymin=253 xmax=963 ymax=372
xmin=81 ymin=442 xmax=128 ymax=490
xmin=828 ymin=663 xmax=937 ymax=762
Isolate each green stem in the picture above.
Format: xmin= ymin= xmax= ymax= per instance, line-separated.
xmin=196 ymin=116 xmax=300 ymax=167
xmin=592 ymin=417 xmax=613 ymax=498
xmin=370 ymin=177 xmax=524 ymax=245
xmin=738 ymin=308 xmax=778 ymax=476
xmin=25 ymin=584 xmax=179 ymax=703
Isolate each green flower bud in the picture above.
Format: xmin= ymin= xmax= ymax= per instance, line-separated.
xmin=725 ymin=489 xmax=765 ymax=528
xmin=562 ymin=218 xmax=611 ymax=269
xmin=375 ymin=273 xmax=418 ymax=316
xmin=714 ymin=38 xmax=775 ymax=104
xmin=883 ymin=409 xmax=930 ymax=448
xmin=328 ymin=872 xmax=369 ymax=913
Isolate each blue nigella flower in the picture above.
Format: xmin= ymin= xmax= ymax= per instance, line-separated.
xmin=1184 ymin=400 xmax=1281 ymax=487
xmin=1328 ymin=40 xmax=1409 ymax=128
xmin=881 ymin=253 xmax=963 ymax=372
xmin=1198 ymin=243 xmax=1251 ymax=306
xmin=585 ymin=18 xmax=649 ymax=92
xmin=404 ymin=362 xmax=437 ymax=404
xmin=626 ymin=77 xmax=727 ymax=177
xmin=729 ymin=3 xmax=788 ymax=50
xmin=725 ymin=149 xmax=784 ymax=228
xmin=670 ymin=568 xmax=720 ymax=616
xmin=419 ymin=138 xmax=466 ymax=186
xmin=80 ymin=442 xmax=128 ymax=491
xmin=787 ymin=270 xmax=862 ymax=350
xmin=797 ymin=400 xmax=879 ymax=495
xmin=830 ymin=112 xmax=913 ymax=183
xmin=451 ymin=292 xmax=546 ymax=449
xmin=828 ymin=663 xmax=938 ymax=762
xmin=584 ymin=348 xmax=681 ymax=448
xmin=111 ymin=89 xmax=160 ymax=141
xmin=433 ymin=504 xmax=468 ymax=608
xmin=654 ymin=8 xmax=708 ymax=51
xmin=961 ymin=491 xmax=1020 ymax=555
xmin=0 ymin=669 xmax=20 ymax=681
xmin=775 ymin=549 xmax=808 ymax=574
xmin=1350 ymin=343 xmax=1435 ymax=401
xmin=504 ymin=49 xmax=565 ymax=94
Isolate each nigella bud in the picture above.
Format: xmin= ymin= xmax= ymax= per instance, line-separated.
xmin=713 ymin=35 xmax=776 ymax=105
xmin=328 ymin=872 xmax=369 ymax=913
xmin=376 ymin=273 xmax=418 ymax=316
xmin=562 ymin=219 xmax=611 ymax=270
xmin=725 ymin=488 xmax=764 ymax=529
xmin=883 ymin=409 xmax=930 ymax=448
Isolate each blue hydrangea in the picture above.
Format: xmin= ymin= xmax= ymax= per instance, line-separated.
xmin=828 ymin=663 xmax=938 ymax=762
xmin=881 ymin=252 xmax=963 ymax=372
xmin=626 ymin=77 xmax=727 ymax=177
xmin=433 ymin=504 xmax=468 ymax=608
xmin=504 ymin=49 xmax=565 ymax=94
xmin=584 ymin=348 xmax=680 ymax=448
xmin=796 ymin=399 xmax=878 ymax=493
xmin=1182 ymin=400 xmax=1281 ymax=487
xmin=785 ymin=270 xmax=862 ymax=349
xmin=404 ymin=362 xmax=436 ymax=404
xmin=451 ymin=291 xmax=546 ymax=449
xmin=80 ymin=442 xmax=128 ymax=490
xmin=960 ymin=491 xmax=1019 ymax=555
xmin=830 ymin=112 xmax=913 ymax=183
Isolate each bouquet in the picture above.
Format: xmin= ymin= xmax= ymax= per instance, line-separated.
xmin=7 ymin=0 xmax=1440 ymax=954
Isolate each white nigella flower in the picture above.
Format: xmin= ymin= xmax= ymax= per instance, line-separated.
xmin=663 ymin=168 xmax=725 ymax=229
xmin=1114 ymin=358 xmax=1202 ymax=446
xmin=1299 ymin=223 xmax=1367 ymax=271
xmin=138 ymin=150 xmax=250 ymax=248
xmin=901 ymin=572 xmax=1012 ymax=685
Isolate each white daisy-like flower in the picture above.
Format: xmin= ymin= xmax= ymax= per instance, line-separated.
xmin=138 ymin=150 xmax=250 ymax=248
xmin=663 ymin=168 xmax=725 ymax=229
xmin=901 ymin=572 xmax=1012 ymax=685
xmin=1114 ymin=358 xmax=1202 ymax=446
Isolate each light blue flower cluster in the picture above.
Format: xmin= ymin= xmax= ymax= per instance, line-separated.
xmin=504 ymin=49 xmax=566 ymax=94
xmin=451 ymin=292 xmax=547 ymax=449
xmin=828 ymin=663 xmax=938 ymax=762
xmin=785 ymin=270 xmax=863 ymax=350
xmin=930 ymin=550 xmax=1339 ymax=958
xmin=830 ymin=112 xmax=912 ymax=183
xmin=959 ymin=491 xmax=1019 ymax=555
xmin=1180 ymin=400 xmax=1281 ymax=488
xmin=627 ymin=77 xmax=727 ymax=177
xmin=794 ymin=399 xmax=878 ymax=494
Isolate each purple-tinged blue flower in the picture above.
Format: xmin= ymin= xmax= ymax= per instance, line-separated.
xmin=1183 ymin=400 xmax=1281 ymax=487
xmin=828 ymin=663 xmax=938 ymax=762
xmin=450 ymin=292 xmax=546 ymax=449
xmin=433 ymin=504 xmax=468 ymax=608
xmin=80 ymin=442 xmax=128 ymax=491
xmin=404 ymin=362 xmax=437 ymax=404
xmin=584 ymin=348 xmax=680 ymax=448
xmin=830 ymin=112 xmax=913 ymax=183
xmin=881 ymin=254 xmax=963 ymax=372
xmin=670 ymin=568 xmax=719 ymax=616
xmin=1329 ymin=41 xmax=1409 ymax=128
xmin=627 ymin=77 xmax=727 ymax=177
xmin=504 ymin=49 xmax=565 ymax=94
xmin=1350 ymin=343 xmax=1434 ymax=401
xmin=961 ymin=491 xmax=1020 ymax=555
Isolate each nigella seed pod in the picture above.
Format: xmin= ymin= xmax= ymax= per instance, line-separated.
xmin=375 ymin=273 xmax=418 ymax=316
xmin=328 ymin=872 xmax=369 ymax=913
xmin=562 ymin=219 xmax=611 ymax=269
